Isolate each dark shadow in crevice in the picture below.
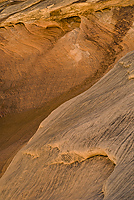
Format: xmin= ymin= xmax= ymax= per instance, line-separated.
xmin=72 ymin=0 xmax=87 ymax=4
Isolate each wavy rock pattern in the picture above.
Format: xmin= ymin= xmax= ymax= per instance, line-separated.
xmin=0 ymin=51 xmax=133 ymax=199
xmin=0 ymin=0 xmax=134 ymax=116
xmin=0 ymin=1 xmax=134 ymax=175
xmin=0 ymin=0 xmax=134 ymax=195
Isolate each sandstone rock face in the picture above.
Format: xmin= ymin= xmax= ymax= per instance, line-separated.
xmin=0 ymin=51 xmax=133 ymax=199
xmin=0 ymin=0 xmax=134 ymax=189
xmin=0 ymin=0 xmax=134 ymax=116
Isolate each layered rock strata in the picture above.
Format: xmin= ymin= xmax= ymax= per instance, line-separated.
xmin=0 ymin=51 xmax=134 ymax=199
xmin=0 ymin=0 xmax=134 ymax=115
xmin=0 ymin=0 xmax=134 ymax=180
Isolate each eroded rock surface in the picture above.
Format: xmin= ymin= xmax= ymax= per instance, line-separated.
xmin=0 ymin=51 xmax=133 ymax=199
xmin=0 ymin=0 xmax=134 ymax=116
xmin=0 ymin=0 xmax=134 ymax=186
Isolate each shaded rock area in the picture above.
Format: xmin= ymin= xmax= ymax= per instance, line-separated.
xmin=0 ymin=0 xmax=134 ymax=189
xmin=0 ymin=51 xmax=133 ymax=199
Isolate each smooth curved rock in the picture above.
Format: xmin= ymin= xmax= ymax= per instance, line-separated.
xmin=0 ymin=51 xmax=133 ymax=199
xmin=0 ymin=0 xmax=134 ymax=116
xmin=0 ymin=0 xmax=134 ymax=187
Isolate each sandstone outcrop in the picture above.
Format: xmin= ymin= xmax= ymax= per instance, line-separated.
xmin=0 ymin=0 xmax=134 ymax=185
xmin=0 ymin=0 xmax=134 ymax=116
xmin=0 ymin=51 xmax=134 ymax=199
